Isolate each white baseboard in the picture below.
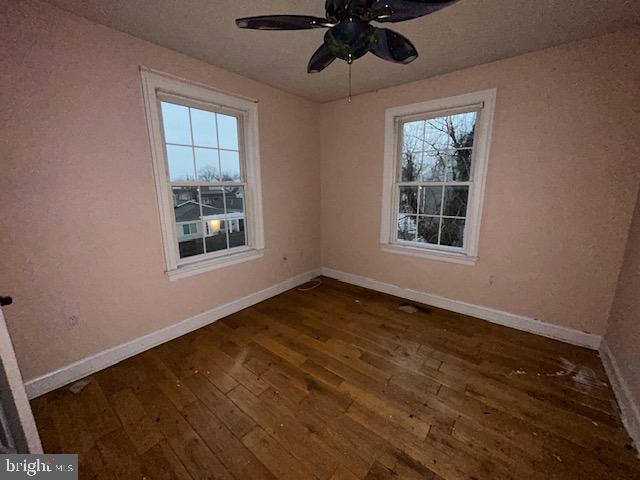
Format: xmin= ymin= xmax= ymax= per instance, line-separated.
xmin=599 ymin=340 xmax=640 ymax=453
xmin=25 ymin=266 xmax=604 ymax=399
xmin=24 ymin=269 xmax=321 ymax=399
xmin=320 ymin=267 xmax=602 ymax=350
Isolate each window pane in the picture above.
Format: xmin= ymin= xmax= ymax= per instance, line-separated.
xmin=228 ymin=219 xmax=247 ymax=248
xmin=446 ymin=149 xmax=472 ymax=182
xmin=449 ymin=112 xmax=476 ymax=148
xmin=191 ymin=108 xmax=218 ymax=148
xmin=194 ymin=148 xmax=220 ymax=182
xmin=402 ymin=120 xmax=425 ymax=160
xmin=418 ymin=186 xmax=442 ymax=215
xmin=227 ymin=219 xmax=247 ymax=248
xmin=401 ymin=152 xmax=446 ymax=182
xmin=225 ymin=187 xmax=247 ymax=248
xmin=443 ymin=186 xmax=469 ymax=217
xmin=397 ymin=214 xmax=417 ymax=241
xmin=417 ymin=216 xmax=440 ymax=245
xmin=166 ymin=145 xmax=195 ymax=182
xmin=203 ymin=218 xmax=228 ymax=253
xmin=199 ymin=186 xmax=225 ymax=212
xmin=400 ymin=152 xmax=421 ymax=182
xmin=199 ymin=186 xmax=227 ymax=254
xmin=217 ymin=113 xmax=239 ymax=150
xmin=225 ymin=187 xmax=245 ymax=214
xmin=220 ymin=150 xmax=241 ymax=181
xmin=161 ymin=102 xmax=191 ymax=145
xmin=399 ymin=187 xmax=418 ymax=214
xmin=173 ymin=185 xmax=196 ymax=205
xmin=441 ymin=218 xmax=465 ymax=247
xmin=423 ymin=118 xmax=451 ymax=150
xmin=173 ymin=186 xmax=205 ymax=258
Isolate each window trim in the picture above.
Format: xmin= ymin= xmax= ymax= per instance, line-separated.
xmin=380 ymin=89 xmax=496 ymax=265
xmin=140 ymin=67 xmax=264 ymax=280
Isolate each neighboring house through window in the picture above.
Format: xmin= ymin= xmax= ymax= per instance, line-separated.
xmin=141 ymin=68 xmax=264 ymax=280
xmin=380 ymin=89 xmax=496 ymax=265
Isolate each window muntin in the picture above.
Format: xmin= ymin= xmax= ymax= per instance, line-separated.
xmin=160 ymin=100 xmax=248 ymax=262
xmin=394 ymin=110 xmax=478 ymax=251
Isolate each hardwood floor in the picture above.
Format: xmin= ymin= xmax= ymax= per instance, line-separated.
xmin=31 ymin=277 xmax=639 ymax=479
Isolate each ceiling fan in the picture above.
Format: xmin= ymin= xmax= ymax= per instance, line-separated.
xmin=235 ymin=1 xmax=459 ymax=74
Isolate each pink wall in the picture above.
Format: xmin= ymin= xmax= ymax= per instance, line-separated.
xmin=2 ymin=0 xmax=639 ymax=385
xmin=319 ymin=28 xmax=640 ymax=336
xmin=0 ymin=0 xmax=321 ymax=381
xmin=606 ymin=188 xmax=640 ymax=421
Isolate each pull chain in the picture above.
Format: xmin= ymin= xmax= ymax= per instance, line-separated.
xmin=347 ymin=55 xmax=353 ymax=104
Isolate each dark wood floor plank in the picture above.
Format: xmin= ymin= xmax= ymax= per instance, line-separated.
xmin=261 ymin=387 xmax=372 ymax=478
xmin=135 ymin=386 xmax=234 ymax=480
xmin=109 ymin=388 xmax=164 ymax=455
xmin=45 ymin=393 xmax=99 ymax=478
xmin=181 ymin=373 xmax=256 ymax=439
xmin=339 ymin=381 xmax=431 ymax=439
xmin=94 ymin=429 xmax=144 ymax=479
xmin=69 ymin=380 xmax=121 ymax=440
xmin=134 ymin=352 xmax=199 ymax=411
xmin=242 ymin=427 xmax=318 ymax=480
xmin=30 ymin=396 xmax=63 ymax=454
xmin=331 ymin=466 xmax=361 ymax=480
xmin=181 ymin=400 xmax=276 ymax=480
xmin=228 ymin=385 xmax=340 ymax=479
xmin=255 ymin=335 xmax=308 ymax=366
xmin=206 ymin=347 xmax=271 ymax=396
xmin=436 ymin=386 xmax=635 ymax=479
xmin=300 ymin=358 xmax=345 ymax=388
xmin=347 ymin=401 xmax=508 ymax=480
xmin=244 ymin=341 xmax=313 ymax=403
xmin=364 ymin=461 xmax=398 ymax=480
xmin=441 ymin=357 xmax=621 ymax=427
xmin=140 ymin=441 xmax=194 ymax=480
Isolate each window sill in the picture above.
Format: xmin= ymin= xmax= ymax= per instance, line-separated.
xmin=167 ymin=248 xmax=264 ymax=281
xmin=381 ymin=243 xmax=477 ymax=266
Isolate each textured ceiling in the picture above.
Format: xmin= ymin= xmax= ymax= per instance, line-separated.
xmin=45 ymin=0 xmax=640 ymax=102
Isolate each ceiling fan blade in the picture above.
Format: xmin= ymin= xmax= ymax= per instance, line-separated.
xmin=308 ymin=44 xmax=336 ymax=73
xmin=235 ymin=15 xmax=331 ymax=30
xmin=371 ymin=0 xmax=458 ymax=23
xmin=370 ymin=28 xmax=418 ymax=64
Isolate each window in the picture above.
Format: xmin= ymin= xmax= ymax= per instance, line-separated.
xmin=381 ymin=89 xmax=496 ymax=265
xmin=181 ymin=223 xmax=198 ymax=236
xmin=141 ymin=68 xmax=264 ymax=280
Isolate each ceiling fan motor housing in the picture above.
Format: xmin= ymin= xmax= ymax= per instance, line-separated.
xmin=325 ymin=20 xmax=376 ymax=61
xmin=325 ymin=0 xmax=371 ymax=23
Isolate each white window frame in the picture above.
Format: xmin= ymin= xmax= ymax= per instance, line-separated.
xmin=380 ymin=89 xmax=496 ymax=265
xmin=141 ymin=68 xmax=264 ymax=280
